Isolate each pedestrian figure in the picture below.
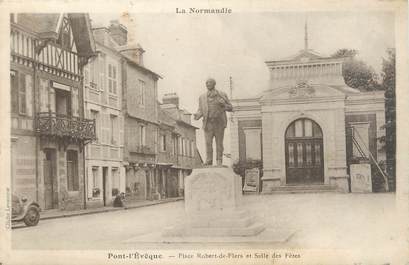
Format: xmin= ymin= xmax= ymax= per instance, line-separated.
xmin=113 ymin=192 xmax=125 ymax=207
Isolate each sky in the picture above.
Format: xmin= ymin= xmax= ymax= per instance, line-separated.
xmin=90 ymin=12 xmax=395 ymax=160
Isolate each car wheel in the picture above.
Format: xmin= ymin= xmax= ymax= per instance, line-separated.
xmin=23 ymin=205 xmax=40 ymax=226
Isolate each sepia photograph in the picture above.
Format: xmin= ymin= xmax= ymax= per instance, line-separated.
xmin=1 ymin=1 xmax=408 ymax=264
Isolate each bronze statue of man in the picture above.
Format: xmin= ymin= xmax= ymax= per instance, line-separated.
xmin=194 ymin=78 xmax=233 ymax=166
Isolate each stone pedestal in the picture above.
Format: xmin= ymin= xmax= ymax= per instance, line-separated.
xmin=163 ymin=167 xmax=265 ymax=237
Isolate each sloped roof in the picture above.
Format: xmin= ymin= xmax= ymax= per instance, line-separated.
xmin=69 ymin=13 xmax=96 ymax=57
xmin=124 ymin=56 xmax=162 ymax=79
xmin=16 ymin=13 xmax=96 ymax=57
xmin=18 ymin=13 xmax=61 ymax=37
xmin=158 ymin=104 xmax=177 ymax=128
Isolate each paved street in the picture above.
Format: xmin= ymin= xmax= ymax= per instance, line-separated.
xmin=12 ymin=193 xmax=400 ymax=251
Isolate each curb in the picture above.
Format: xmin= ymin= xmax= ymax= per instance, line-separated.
xmin=40 ymin=197 xmax=184 ymax=221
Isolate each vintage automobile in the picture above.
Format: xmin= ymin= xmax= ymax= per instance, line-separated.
xmin=12 ymin=194 xmax=41 ymax=226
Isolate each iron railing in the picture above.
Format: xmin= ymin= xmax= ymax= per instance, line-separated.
xmin=347 ymin=127 xmax=389 ymax=192
xmin=129 ymin=145 xmax=155 ymax=155
xmin=36 ymin=112 xmax=96 ymax=143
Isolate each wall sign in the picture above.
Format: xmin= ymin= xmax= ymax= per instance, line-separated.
xmin=350 ymin=163 xmax=372 ymax=193
xmin=243 ymin=168 xmax=260 ymax=193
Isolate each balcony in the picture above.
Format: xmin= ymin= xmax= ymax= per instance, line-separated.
xmin=36 ymin=112 xmax=96 ymax=145
xmin=130 ymin=145 xmax=155 ymax=155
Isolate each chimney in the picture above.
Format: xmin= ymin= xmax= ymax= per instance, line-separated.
xmin=162 ymin=93 xmax=179 ymax=108
xmin=108 ymin=20 xmax=127 ymax=46
xmin=119 ymin=43 xmax=145 ymax=66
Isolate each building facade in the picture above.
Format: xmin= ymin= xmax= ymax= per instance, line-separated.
xmin=10 ymin=14 xmax=96 ymax=211
xmin=231 ymin=45 xmax=387 ymax=193
xmin=83 ymin=25 xmax=125 ymax=208
xmin=118 ymin=29 xmax=162 ymax=201
xmin=160 ymin=93 xmax=203 ymax=197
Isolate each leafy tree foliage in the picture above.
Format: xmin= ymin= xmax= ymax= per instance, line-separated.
xmin=381 ymin=48 xmax=396 ymax=190
xmin=333 ymin=48 xmax=395 ymax=191
xmin=331 ymin=49 xmax=381 ymax=91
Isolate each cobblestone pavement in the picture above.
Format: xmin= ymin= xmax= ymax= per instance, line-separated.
xmin=12 ymin=193 xmax=400 ymax=252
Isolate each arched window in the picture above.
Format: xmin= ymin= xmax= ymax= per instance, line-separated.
xmin=285 ymin=118 xmax=322 ymax=138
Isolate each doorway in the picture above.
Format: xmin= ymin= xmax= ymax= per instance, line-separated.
xmin=43 ymin=149 xmax=57 ymax=209
xmin=285 ymin=118 xmax=324 ymax=184
xmin=102 ymin=167 xmax=108 ymax=206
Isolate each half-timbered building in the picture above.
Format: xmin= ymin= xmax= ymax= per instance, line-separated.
xmin=10 ymin=14 xmax=96 ymax=211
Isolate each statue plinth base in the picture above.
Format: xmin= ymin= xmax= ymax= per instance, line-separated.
xmin=163 ymin=167 xmax=265 ymax=237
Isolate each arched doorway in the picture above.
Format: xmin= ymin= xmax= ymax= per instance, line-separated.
xmin=285 ymin=118 xmax=324 ymax=184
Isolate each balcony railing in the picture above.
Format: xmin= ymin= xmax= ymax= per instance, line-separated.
xmin=36 ymin=112 xmax=96 ymax=144
xmin=130 ymin=145 xmax=155 ymax=155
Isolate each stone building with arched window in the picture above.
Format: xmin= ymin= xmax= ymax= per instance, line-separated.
xmin=230 ymin=43 xmax=389 ymax=193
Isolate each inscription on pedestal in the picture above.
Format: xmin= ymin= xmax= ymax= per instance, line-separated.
xmin=185 ymin=168 xmax=240 ymax=215
xmin=187 ymin=172 xmax=232 ymax=211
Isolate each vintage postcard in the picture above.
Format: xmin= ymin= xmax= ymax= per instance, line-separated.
xmin=0 ymin=0 xmax=408 ymax=264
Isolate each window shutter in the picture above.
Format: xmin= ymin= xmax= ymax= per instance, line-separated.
xmin=25 ymin=75 xmax=33 ymax=116
xmin=72 ymin=88 xmax=79 ymax=117
xmin=10 ymin=71 xmax=18 ymax=114
xmin=19 ymin=73 xmax=26 ymax=114
xmin=39 ymin=79 xmax=49 ymax=112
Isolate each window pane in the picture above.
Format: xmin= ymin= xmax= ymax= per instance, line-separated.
xmin=67 ymin=151 xmax=78 ymax=191
xmin=304 ymin=119 xmax=312 ymax=137
xmin=295 ymin=120 xmax=303 ymax=137
xmin=91 ymin=110 xmax=99 ymax=141
xmin=288 ymin=143 xmax=295 ymax=167
xmin=313 ymin=123 xmax=322 ymax=137
xmin=92 ymin=168 xmax=99 ymax=189
xmin=297 ymin=143 xmax=303 ymax=166
xmin=306 ymin=143 xmax=312 ymax=166
xmin=314 ymin=143 xmax=321 ymax=165
xmin=286 ymin=124 xmax=295 ymax=138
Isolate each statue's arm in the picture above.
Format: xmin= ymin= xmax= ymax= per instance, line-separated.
xmin=219 ymin=92 xmax=233 ymax=112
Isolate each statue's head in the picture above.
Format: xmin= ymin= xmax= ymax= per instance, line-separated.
xmin=205 ymin=78 xmax=216 ymax=90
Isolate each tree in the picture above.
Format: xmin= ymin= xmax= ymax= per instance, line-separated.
xmin=380 ymin=48 xmax=396 ymax=190
xmin=331 ymin=49 xmax=381 ymax=91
